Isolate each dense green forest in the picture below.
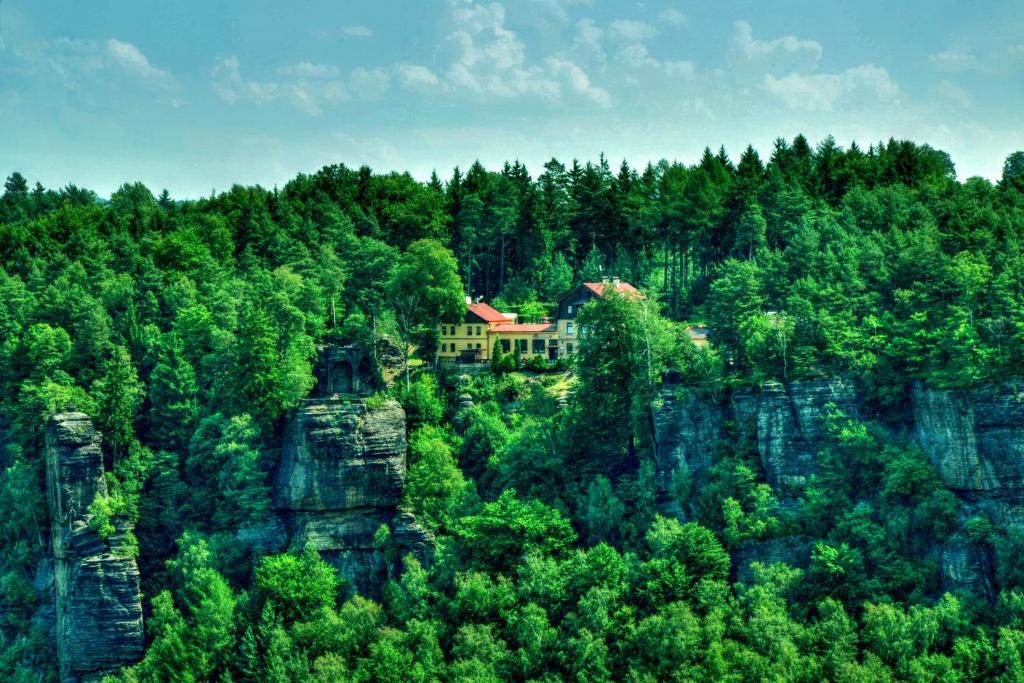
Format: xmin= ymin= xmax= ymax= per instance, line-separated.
xmin=3 ymin=138 xmax=1024 ymax=681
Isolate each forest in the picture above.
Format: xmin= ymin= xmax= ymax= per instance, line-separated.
xmin=3 ymin=137 xmax=1024 ymax=681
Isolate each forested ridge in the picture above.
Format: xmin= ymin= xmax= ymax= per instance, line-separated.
xmin=3 ymin=137 xmax=1024 ymax=681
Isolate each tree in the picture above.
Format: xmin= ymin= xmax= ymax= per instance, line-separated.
xmin=385 ymin=239 xmax=464 ymax=390
xmin=90 ymin=345 xmax=143 ymax=459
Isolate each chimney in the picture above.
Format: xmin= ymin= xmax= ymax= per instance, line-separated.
xmin=612 ymin=276 xmax=620 ymax=286
xmin=465 ymin=295 xmax=472 ymax=305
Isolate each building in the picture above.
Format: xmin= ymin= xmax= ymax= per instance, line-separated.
xmin=554 ymin=277 xmax=641 ymax=357
xmin=684 ymin=325 xmax=709 ymax=347
xmin=436 ymin=301 xmax=514 ymax=364
xmin=438 ymin=277 xmax=640 ymax=365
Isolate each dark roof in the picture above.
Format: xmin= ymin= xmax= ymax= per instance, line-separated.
xmin=467 ymin=302 xmax=513 ymax=323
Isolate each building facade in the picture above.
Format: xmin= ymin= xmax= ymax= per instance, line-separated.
xmin=438 ymin=278 xmax=640 ymax=365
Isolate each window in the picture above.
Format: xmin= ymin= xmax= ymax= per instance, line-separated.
xmin=566 ymin=322 xmax=574 ymax=335
xmin=476 ymin=326 xmax=482 ymax=335
xmin=441 ymin=343 xmax=447 ymax=352
xmin=566 ymin=343 xmax=573 ymax=354
xmin=501 ymin=339 xmax=511 ymax=353
xmin=476 ymin=343 xmax=481 ymax=349
xmin=532 ymin=339 xmax=545 ymax=354
xmin=567 ymin=305 xmax=573 ymax=314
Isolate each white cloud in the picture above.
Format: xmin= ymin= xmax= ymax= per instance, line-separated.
xmin=732 ymin=20 xmax=822 ymax=72
xmin=617 ymin=44 xmax=694 ymax=79
xmin=343 ymin=26 xmax=374 ymax=38
xmin=1011 ymin=44 xmax=1024 ymax=55
xmin=657 ymin=9 xmax=687 ymax=27
xmin=933 ymin=79 xmax=971 ymax=108
xmin=105 ymin=39 xmax=177 ymax=89
xmin=762 ymin=64 xmax=899 ymax=111
xmin=31 ymin=37 xmax=178 ymax=93
xmin=350 ymin=67 xmax=390 ymax=99
xmin=928 ymin=50 xmax=977 ymax=71
xmin=609 ymin=19 xmax=656 ymax=42
xmin=573 ymin=18 xmax=605 ymax=61
xmin=397 ymin=64 xmax=441 ymax=89
xmin=313 ymin=26 xmax=374 ymax=39
xmin=213 ymin=56 xmax=358 ymax=116
xmin=278 ymin=62 xmax=340 ymax=79
xmin=547 ymin=57 xmax=611 ymax=107
xmin=435 ymin=1 xmax=607 ymax=107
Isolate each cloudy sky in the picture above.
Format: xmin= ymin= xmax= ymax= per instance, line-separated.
xmin=2 ymin=0 xmax=1022 ymax=197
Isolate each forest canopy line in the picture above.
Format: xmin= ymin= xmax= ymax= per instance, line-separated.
xmin=2 ymin=137 xmax=1024 ymax=681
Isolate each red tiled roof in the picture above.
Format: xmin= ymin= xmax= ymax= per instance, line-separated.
xmin=488 ymin=323 xmax=556 ymax=334
xmin=582 ymin=281 xmax=642 ymax=298
xmin=468 ymin=302 xmax=513 ymax=323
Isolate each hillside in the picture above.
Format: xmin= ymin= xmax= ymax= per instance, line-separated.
xmin=2 ymin=141 xmax=1024 ymax=681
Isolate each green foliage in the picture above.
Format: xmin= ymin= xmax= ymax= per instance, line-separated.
xmin=254 ymin=545 xmax=341 ymax=625
xmin=5 ymin=138 xmax=1024 ymax=681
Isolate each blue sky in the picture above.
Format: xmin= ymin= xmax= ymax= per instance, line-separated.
xmin=1 ymin=0 xmax=1022 ymax=197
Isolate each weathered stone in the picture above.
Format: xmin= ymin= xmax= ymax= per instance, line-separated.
xmin=750 ymin=378 xmax=859 ymax=499
xmin=235 ymin=514 xmax=289 ymax=555
xmin=732 ymin=536 xmax=811 ymax=583
xmin=391 ymin=510 xmax=436 ymax=567
xmin=273 ymin=398 xmax=433 ymax=597
xmin=45 ymin=412 xmax=143 ymax=683
xmin=652 ymin=388 xmax=725 ymax=515
xmin=911 ymin=382 xmax=1024 ymax=492
xmin=273 ymin=399 xmax=407 ymax=512
xmin=939 ymin=537 xmax=994 ymax=600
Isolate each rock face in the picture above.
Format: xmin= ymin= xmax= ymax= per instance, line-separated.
xmin=273 ymin=398 xmax=433 ymax=596
xmin=652 ymin=388 xmax=725 ymax=513
xmin=653 ymin=378 xmax=859 ymax=508
xmin=742 ymin=378 xmax=860 ymax=498
xmin=911 ymin=382 xmax=1024 ymax=494
xmin=45 ymin=413 xmax=143 ymax=683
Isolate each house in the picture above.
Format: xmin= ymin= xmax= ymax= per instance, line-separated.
xmin=436 ymin=300 xmax=514 ymax=364
xmin=684 ymin=325 xmax=709 ymax=347
xmin=438 ymin=277 xmax=641 ymax=365
xmin=554 ymin=277 xmax=641 ymax=356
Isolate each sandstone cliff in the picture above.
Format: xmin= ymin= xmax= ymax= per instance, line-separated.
xmin=654 ymin=378 xmax=1024 ymax=595
xmin=273 ymin=398 xmax=433 ymax=596
xmin=45 ymin=412 xmax=143 ymax=683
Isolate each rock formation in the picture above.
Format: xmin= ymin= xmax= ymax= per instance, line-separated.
xmin=654 ymin=378 xmax=859 ymax=507
xmin=911 ymin=383 xmax=1024 ymax=497
xmin=652 ymin=388 xmax=724 ymax=514
xmin=45 ymin=412 xmax=143 ymax=683
xmin=273 ymin=398 xmax=433 ymax=596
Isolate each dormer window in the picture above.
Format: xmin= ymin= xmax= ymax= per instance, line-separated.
xmin=567 ymin=305 xmax=573 ymax=315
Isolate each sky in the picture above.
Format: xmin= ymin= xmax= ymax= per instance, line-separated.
xmin=1 ymin=0 xmax=1022 ymax=198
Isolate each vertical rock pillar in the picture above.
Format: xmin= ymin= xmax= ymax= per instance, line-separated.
xmin=45 ymin=413 xmax=143 ymax=683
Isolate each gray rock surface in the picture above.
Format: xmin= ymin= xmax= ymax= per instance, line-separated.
xmin=750 ymin=378 xmax=860 ymax=498
xmin=911 ymin=382 xmax=1024 ymax=492
xmin=652 ymin=388 xmax=725 ymax=514
xmin=45 ymin=412 xmax=143 ymax=683
xmin=273 ymin=398 xmax=433 ymax=596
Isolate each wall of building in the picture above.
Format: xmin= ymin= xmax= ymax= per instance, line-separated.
xmin=437 ymin=322 xmax=494 ymax=362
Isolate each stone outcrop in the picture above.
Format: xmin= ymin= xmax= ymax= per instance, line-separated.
xmin=654 ymin=378 xmax=859 ymax=508
xmin=740 ymin=378 xmax=860 ymax=498
xmin=652 ymin=388 xmax=725 ymax=514
xmin=45 ymin=413 xmax=143 ymax=683
xmin=273 ymin=398 xmax=433 ymax=596
xmin=939 ymin=538 xmax=995 ymax=600
xmin=911 ymin=382 xmax=1024 ymax=494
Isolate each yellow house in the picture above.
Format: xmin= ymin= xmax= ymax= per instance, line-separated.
xmin=437 ymin=301 xmax=514 ymax=364
xmin=438 ymin=278 xmax=642 ymax=365
xmin=489 ymin=324 xmax=560 ymax=362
